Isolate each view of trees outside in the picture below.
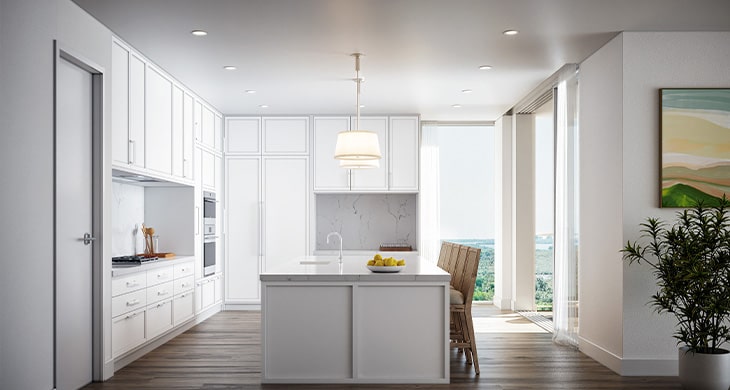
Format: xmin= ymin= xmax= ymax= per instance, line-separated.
xmin=534 ymin=100 xmax=555 ymax=312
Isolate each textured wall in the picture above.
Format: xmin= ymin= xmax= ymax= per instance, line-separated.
xmin=111 ymin=182 xmax=145 ymax=257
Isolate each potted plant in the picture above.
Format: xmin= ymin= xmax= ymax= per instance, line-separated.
xmin=622 ymin=199 xmax=730 ymax=390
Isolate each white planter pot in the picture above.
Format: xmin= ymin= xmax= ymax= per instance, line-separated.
xmin=678 ymin=346 xmax=730 ymax=390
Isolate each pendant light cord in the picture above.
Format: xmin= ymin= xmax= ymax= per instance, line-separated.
xmin=354 ymin=53 xmax=362 ymax=130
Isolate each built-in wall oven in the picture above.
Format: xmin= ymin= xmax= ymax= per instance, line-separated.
xmin=203 ymin=191 xmax=217 ymax=277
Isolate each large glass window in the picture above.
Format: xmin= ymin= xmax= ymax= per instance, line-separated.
xmin=436 ymin=125 xmax=496 ymax=301
xmin=535 ymin=100 xmax=555 ymax=311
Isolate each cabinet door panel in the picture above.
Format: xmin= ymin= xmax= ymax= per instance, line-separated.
xmin=313 ymin=117 xmax=350 ymax=191
xmin=145 ymin=66 xmax=172 ymax=175
xmin=146 ymin=299 xmax=173 ymax=339
xmin=129 ymin=54 xmax=146 ymax=168
xmin=111 ymin=309 xmax=145 ymax=358
xmin=350 ymin=116 xmax=388 ymax=191
xmin=214 ymin=114 xmax=223 ymax=151
xmin=111 ymin=40 xmax=129 ymax=165
xmin=201 ymin=279 xmax=215 ymax=309
xmin=226 ymin=158 xmax=261 ymax=301
xmin=226 ymin=117 xmax=261 ymax=154
xmin=173 ymin=292 xmax=194 ymax=325
xmin=172 ymin=85 xmax=184 ymax=177
xmin=262 ymin=117 xmax=308 ymax=154
xmin=193 ymin=100 xmax=202 ymax=143
xmin=389 ymin=117 xmax=419 ymax=191
xmin=183 ymin=93 xmax=194 ymax=178
xmin=202 ymin=106 xmax=215 ymax=148
xmin=202 ymin=149 xmax=215 ymax=188
xmin=264 ymin=157 xmax=308 ymax=271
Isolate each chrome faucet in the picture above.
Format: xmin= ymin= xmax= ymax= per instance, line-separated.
xmin=326 ymin=231 xmax=343 ymax=264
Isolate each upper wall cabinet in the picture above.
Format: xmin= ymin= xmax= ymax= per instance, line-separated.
xmin=313 ymin=115 xmax=418 ymax=192
xmin=111 ymin=38 xmax=146 ymax=169
xmin=225 ymin=116 xmax=309 ymax=156
xmin=145 ymin=65 xmax=173 ymax=175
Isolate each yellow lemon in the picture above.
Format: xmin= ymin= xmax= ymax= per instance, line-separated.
xmin=385 ymin=258 xmax=397 ymax=266
xmin=374 ymin=260 xmax=385 ymax=266
xmin=367 ymin=260 xmax=376 ymax=266
xmin=374 ymin=253 xmax=383 ymax=261
xmin=396 ymin=259 xmax=406 ymax=266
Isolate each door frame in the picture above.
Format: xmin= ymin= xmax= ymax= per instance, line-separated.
xmin=53 ymin=40 xmax=106 ymax=385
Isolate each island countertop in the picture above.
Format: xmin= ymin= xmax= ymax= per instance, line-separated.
xmin=260 ymin=253 xmax=449 ymax=282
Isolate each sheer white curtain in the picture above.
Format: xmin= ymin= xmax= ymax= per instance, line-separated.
xmin=419 ymin=123 xmax=441 ymax=263
xmin=553 ymin=67 xmax=580 ymax=347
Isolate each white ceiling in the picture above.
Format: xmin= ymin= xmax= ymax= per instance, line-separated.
xmin=72 ymin=0 xmax=730 ymax=121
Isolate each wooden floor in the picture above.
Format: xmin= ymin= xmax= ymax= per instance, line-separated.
xmin=85 ymin=306 xmax=681 ymax=389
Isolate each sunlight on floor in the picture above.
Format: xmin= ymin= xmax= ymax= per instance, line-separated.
xmin=472 ymin=310 xmax=549 ymax=334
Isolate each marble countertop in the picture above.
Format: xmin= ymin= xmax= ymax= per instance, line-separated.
xmin=260 ymin=253 xmax=450 ymax=282
xmin=111 ymin=255 xmax=195 ymax=277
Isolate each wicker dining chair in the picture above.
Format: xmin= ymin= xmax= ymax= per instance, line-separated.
xmin=448 ymin=244 xmax=481 ymax=374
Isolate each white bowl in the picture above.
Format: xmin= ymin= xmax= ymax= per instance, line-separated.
xmin=367 ymin=265 xmax=405 ymax=273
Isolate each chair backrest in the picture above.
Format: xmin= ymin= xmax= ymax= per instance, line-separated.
xmin=437 ymin=241 xmax=454 ymax=271
xmin=451 ymin=244 xmax=481 ymax=305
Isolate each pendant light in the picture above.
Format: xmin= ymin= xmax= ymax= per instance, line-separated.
xmin=334 ymin=53 xmax=382 ymax=166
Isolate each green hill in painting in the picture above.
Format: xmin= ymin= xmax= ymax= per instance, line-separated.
xmin=662 ymin=183 xmax=722 ymax=207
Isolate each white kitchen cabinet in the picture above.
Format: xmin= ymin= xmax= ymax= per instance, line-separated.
xmin=214 ymin=114 xmax=223 ymax=152
xmin=183 ymin=92 xmax=194 ymax=179
xmin=111 ymin=308 xmax=145 ymax=358
xmin=129 ymin=53 xmax=146 ymax=168
xmin=202 ymin=105 xmax=216 ymax=149
xmin=214 ymin=274 xmax=223 ymax=303
xmin=389 ymin=116 xmax=420 ymax=191
xmin=313 ymin=116 xmax=350 ymax=191
xmin=349 ymin=116 xmax=388 ymax=191
xmin=262 ymin=117 xmax=309 ymax=155
xmin=263 ymin=157 xmax=308 ymax=272
xmin=146 ymin=299 xmax=173 ymax=340
xmin=146 ymin=281 xmax=174 ymax=305
xmin=111 ymin=39 xmax=130 ymax=165
xmin=145 ymin=66 xmax=173 ymax=175
xmin=193 ymin=100 xmax=202 ymax=143
xmin=225 ymin=156 xmax=308 ymax=303
xmin=173 ymin=291 xmax=194 ymax=326
xmin=171 ymin=85 xmax=184 ymax=178
xmin=200 ymin=277 xmax=216 ymax=309
xmin=226 ymin=117 xmax=261 ymax=154
xmin=201 ymin=148 xmax=215 ymax=189
xmin=225 ymin=158 xmax=261 ymax=302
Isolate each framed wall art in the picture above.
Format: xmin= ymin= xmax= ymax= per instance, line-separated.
xmin=661 ymin=88 xmax=730 ymax=207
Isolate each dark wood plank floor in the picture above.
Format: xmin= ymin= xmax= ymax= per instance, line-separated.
xmin=85 ymin=306 xmax=681 ymax=389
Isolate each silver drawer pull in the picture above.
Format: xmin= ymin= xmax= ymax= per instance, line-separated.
xmin=157 ymin=302 xmax=166 ymax=308
xmin=181 ymin=282 xmax=189 ymax=287
xmin=158 ymin=290 xmax=169 ymax=296
xmin=126 ymin=281 xmax=139 ymax=287
xmin=180 ymin=293 xmax=186 ymax=298
xmin=126 ymin=299 xmax=140 ymax=306
xmin=125 ymin=312 xmax=138 ymax=320
xmin=157 ymin=273 xmax=168 ymax=279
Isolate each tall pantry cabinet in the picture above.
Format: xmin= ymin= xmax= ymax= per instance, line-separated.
xmin=225 ymin=117 xmax=309 ymax=305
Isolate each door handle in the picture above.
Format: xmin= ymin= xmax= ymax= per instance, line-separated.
xmin=82 ymin=233 xmax=96 ymax=245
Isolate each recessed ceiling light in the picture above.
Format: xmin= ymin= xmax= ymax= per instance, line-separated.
xmin=359 ymin=104 xmax=365 ymax=108
xmin=478 ymin=65 xmax=492 ymax=70
xmin=503 ymin=29 xmax=519 ymax=36
xmin=259 ymin=104 xmax=269 ymax=108
xmin=452 ymin=104 xmax=462 ymax=108
xmin=223 ymin=66 xmax=237 ymax=70
xmin=461 ymin=89 xmax=473 ymax=94
xmin=191 ymin=30 xmax=208 ymax=36
xmin=245 ymin=90 xmax=257 ymax=94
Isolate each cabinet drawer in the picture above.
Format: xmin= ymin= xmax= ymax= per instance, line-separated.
xmin=112 ymin=289 xmax=147 ymax=318
xmin=112 ymin=272 xmax=147 ymax=297
xmin=111 ymin=308 xmax=145 ymax=358
xmin=173 ymin=292 xmax=194 ymax=326
xmin=201 ymin=279 xmax=215 ymax=309
xmin=147 ymin=281 xmax=174 ymax=304
xmin=173 ymin=261 xmax=194 ymax=279
xmin=174 ymin=275 xmax=195 ymax=295
xmin=146 ymin=299 xmax=173 ymax=340
xmin=147 ymin=265 xmax=174 ymax=286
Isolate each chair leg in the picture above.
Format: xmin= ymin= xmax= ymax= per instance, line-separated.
xmin=463 ymin=310 xmax=479 ymax=375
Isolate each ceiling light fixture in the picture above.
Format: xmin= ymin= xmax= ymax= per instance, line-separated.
xmin=245 ymin=90 xmax=257 ymax=94
xmin=503 ymin=29 xmax=519 ymax=36
xmin=223 ymin=66 xmax=237 ymax=70
xmin=191 ymin=30 xmax=208 ymax=36
xmin=259 ymin=104 xmax=269 ymax=108
xmin=461 ymin=89 xmax=473 ymax=94
xmin=452 ymin=104 xmax=462 ymax=108
xmin=478 ymin=65 xmax=492 ymax=70
xmin=334 ymin=53 xmax=381 ymax=168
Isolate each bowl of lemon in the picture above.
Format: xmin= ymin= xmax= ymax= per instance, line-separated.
xmin=366 ymin=253 xmax=406 ymax=273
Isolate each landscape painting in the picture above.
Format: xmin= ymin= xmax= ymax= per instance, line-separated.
xmin=661 ymin=88 xmax=730 ymax=207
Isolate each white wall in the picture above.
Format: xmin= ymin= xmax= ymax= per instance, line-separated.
xmin=578 ymin=31 xmax=730 ymax=375
xmin=493 ymin=115 xmax=513 ymax=309
xmin=0 ymin=0 xmax=113 ymax=387
xmin=578 ymin=34 xmax=625 ymax=373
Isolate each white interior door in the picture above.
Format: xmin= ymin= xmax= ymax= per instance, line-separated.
xmin=55 ymin=56 xmax=94 ymax=390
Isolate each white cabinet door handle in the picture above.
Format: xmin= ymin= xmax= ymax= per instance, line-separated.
xmin=158 ymin=290 xmax=169 ymax=296
xmin=129 ymin=140 xmax=135 ymax=164
xmin=126 ymin=299 xmax=140 ymax=307
xmin=126 ymin=281 xmax=139 ymax=287
xmin=125 ymin=312 xmax=138 ymax=320
xmin=157 ymin=302 xmax=166 ymax=308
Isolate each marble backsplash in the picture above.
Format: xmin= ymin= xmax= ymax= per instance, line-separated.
xmin=316 ymin=194 xmax=417 ymax=250
xmin=111 ymin=182 xmax=146 ymax=257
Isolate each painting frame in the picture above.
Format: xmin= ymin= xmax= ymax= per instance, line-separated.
xmin=660 ymin=88 xmax=730 ymax=208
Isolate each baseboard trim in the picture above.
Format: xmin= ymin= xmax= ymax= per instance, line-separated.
xmin=579 ymin=336 xmax=622 ymax=374
xmin=224 ymin=303 xmax=261 ymax=311
xmin=579 ymin=336 xmax=678 ymax=376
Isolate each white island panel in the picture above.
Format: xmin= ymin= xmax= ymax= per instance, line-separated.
xmin=263 ymin=285 xmax=353 ymax=380
xmin=356 ymin=285 xmax=446 ymax=380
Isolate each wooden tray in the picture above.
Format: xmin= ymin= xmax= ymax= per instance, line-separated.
xmin=137 ymin=252 xmax=176 ymax=258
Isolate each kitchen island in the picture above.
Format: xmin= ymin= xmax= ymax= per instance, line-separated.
xmin=260 ymin=253 xmax=450 ymax=384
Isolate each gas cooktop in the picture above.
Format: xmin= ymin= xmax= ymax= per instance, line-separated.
xmin=112 ymin=255 xmax=159 ymax=266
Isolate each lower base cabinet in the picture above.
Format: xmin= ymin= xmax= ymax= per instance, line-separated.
xmin=196 ymin=273 xmax=223 ymax=314
xmin=173 ymin=292 xmax=194 ymax=325
xmin=146 ymin=299 xmax=174 ymax=340
xmin=111 ymin=308 xmax=145 ymax=358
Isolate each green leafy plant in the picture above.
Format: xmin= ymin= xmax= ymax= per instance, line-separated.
xmin=621 ymin=198 xmax=730 ymax=354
